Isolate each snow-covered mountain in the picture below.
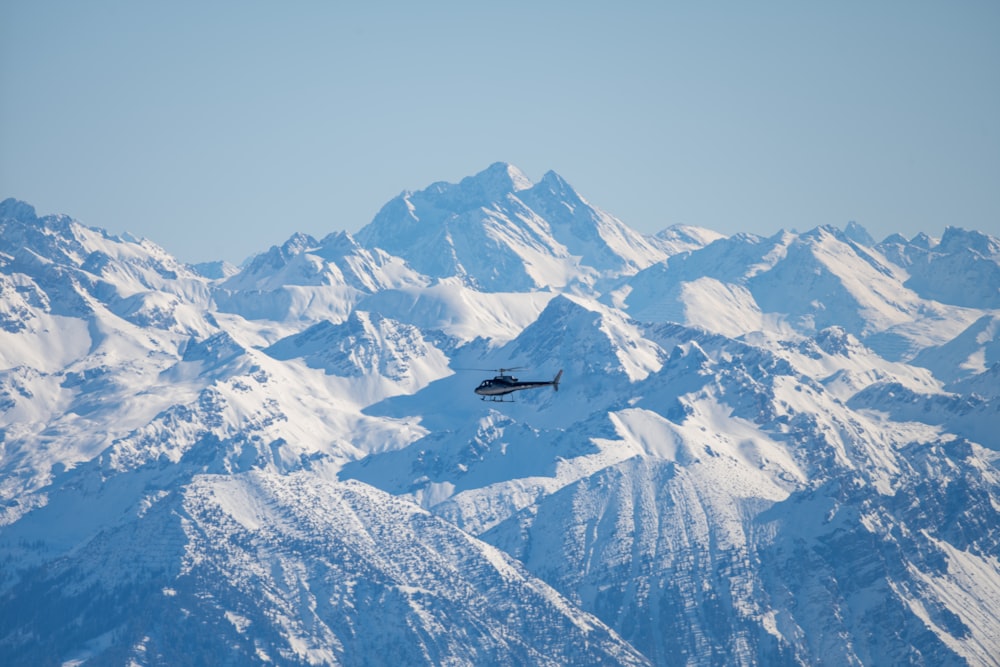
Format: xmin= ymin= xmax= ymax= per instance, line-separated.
xmin=877 ymin=227 xmax=1000 ymax=309
xmin=213 ymin=230 xmax=427 ymax=324
xmin=355 ymin=162 xmax=668 ymax=292
xmin=620 ymin=225 xmax=982 ymax=360
xmin=1 ymin=172 xmax=999 ymax=667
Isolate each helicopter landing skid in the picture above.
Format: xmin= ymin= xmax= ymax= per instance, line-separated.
xmin=481 ymin=395 xmax=515 ymax=403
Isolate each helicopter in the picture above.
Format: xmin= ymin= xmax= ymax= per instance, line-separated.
xmin=472 ymin=367 xmax=563 ymax=401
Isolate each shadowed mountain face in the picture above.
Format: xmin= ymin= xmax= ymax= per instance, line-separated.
xmin=1 ymin=177 xmax=999 ymax=666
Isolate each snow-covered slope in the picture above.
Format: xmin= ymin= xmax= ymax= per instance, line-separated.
xmin=910 ymin=314 xmax=1000 ymax=382
xmin=2 ymin=177 xmax=1000 ymax=666
xmin=0 ymin=470 xmax=647 ymax=666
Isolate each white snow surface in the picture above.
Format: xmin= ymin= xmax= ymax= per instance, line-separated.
xmin=2 ymin=182 xmax=1000 ymax=666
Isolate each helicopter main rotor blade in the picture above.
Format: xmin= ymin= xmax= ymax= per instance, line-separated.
xmin=454 ymin=366 xmax=529 ymax=373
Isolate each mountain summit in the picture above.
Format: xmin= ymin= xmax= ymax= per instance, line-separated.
xmin=356 ymin=163 xmax=668 ymax=291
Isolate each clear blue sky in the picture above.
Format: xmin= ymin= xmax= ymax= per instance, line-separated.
xmin=3 ymin=1 xmax=998 ymax=264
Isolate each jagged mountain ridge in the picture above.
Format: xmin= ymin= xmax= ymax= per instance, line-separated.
xmin=2 ymin=165 xmax=1000 ymax=667
xmin=621 ymin=225 xmax=985 ymax=361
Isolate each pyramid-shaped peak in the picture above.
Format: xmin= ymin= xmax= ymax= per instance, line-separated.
xmin=539 ymin=169 xmax=571 ymax=189
xmin=455 ymin=162 xmax=534 ymax=202
xmin=844 ymin=221 xmax=875 ymax=246
xmin=509 ymin=294 xmax=661 ymax=383
xmin=535 ymin=170 xmax=582 ymax=200
xmin=534 ymin=293 xmax=603 ymax=322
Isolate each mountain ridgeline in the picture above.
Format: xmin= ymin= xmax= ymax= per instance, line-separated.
xmin=1 ymin=164 xmax=999 ymax=665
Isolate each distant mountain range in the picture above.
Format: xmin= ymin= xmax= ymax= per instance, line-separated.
xmin=1 ymin=164 xmax=998 ymax=665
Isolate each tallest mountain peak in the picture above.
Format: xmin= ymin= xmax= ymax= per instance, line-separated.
xmin=458 ymin=162 xmax=534 ymax=199
xmin=357 ymin=161 xmax=668 ymax=291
